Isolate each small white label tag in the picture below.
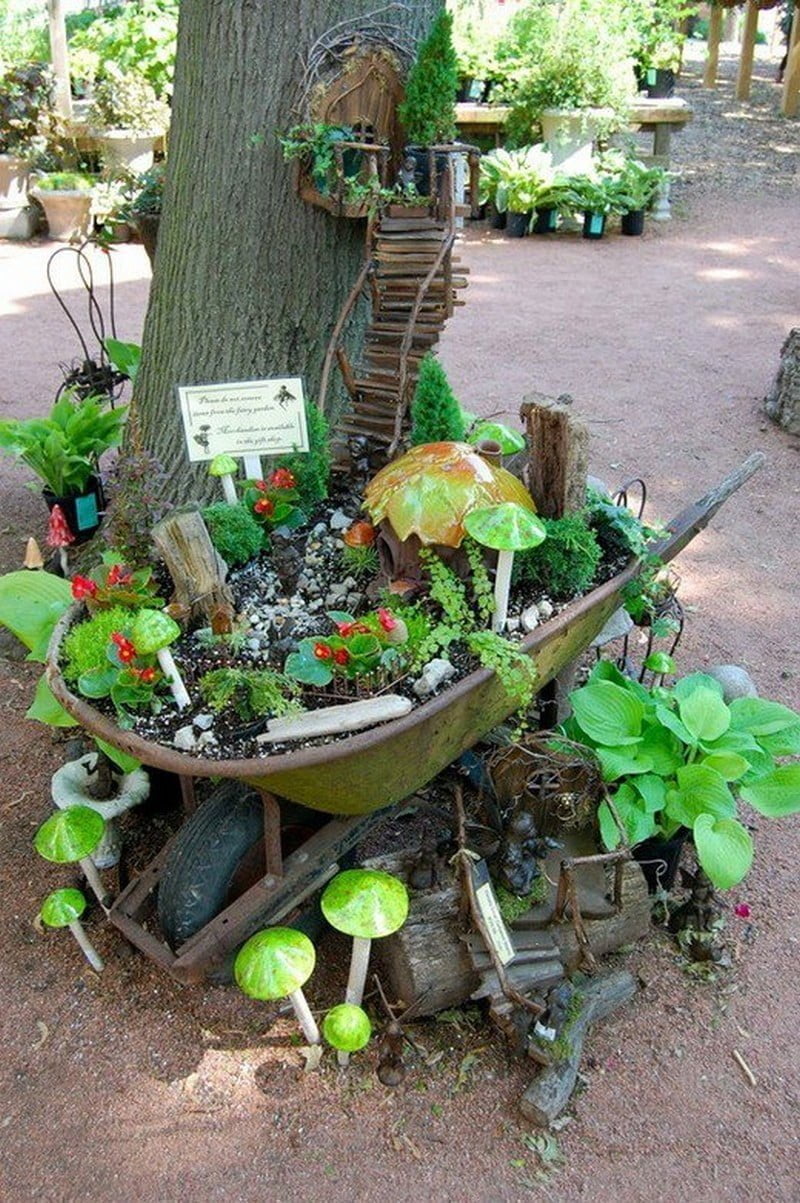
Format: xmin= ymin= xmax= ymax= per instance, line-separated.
xmin=471 ymin=859 xmax=515 ymax=967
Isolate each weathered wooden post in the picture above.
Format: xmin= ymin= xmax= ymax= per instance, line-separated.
xmin=520 ymin=392 xmax=589 ymax=520
xmin=735 ymin=0 xmax=760 ymax=101
xmin=703 ymin=4 xmax=724 ymax=88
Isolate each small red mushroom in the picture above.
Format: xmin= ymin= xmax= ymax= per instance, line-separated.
xmin=47 ymin=505 xmax=75 ymax=575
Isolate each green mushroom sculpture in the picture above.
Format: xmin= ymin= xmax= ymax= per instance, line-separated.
xmin=323 ymin=1003 xmax=372 ymax=1056
xmin=208 ymin=453 xmax=239 ymax=505
xmin=130 ymin=608 xmax=190 ymax=709
xmin=321 ymin=868 xmax=408 ymax=1066
xmin=34 ymin=804 xmax=109 ymax=909
xmin=234 ymin=926 xmax=320 ymax=1047
xmin=40 ymin=887 xmax=103 ymax=972
xmin=464 ymin=502 xmax=547 ymax=632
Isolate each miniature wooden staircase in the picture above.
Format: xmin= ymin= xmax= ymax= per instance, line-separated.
xmin=319 ymin=150 xmax=478 ymax=466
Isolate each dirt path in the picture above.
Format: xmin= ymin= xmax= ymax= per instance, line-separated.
xmin=0 ymin=49 xmax=798 ymax=1202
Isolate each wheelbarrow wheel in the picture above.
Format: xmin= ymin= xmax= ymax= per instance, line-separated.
xmin=157 ymin=781 xmax=325 ymax=981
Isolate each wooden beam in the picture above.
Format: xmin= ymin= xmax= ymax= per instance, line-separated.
xmin=47 ymin=0 xmax=72 ymax=119
xmin=703 ymin=4 xmax=724 ymax=88
xmin=736 ymin=1 xmax=760 ymax=101
xmin=781 ymin=6 xmax=800 ymax=117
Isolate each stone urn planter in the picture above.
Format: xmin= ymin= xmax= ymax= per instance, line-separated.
xmin=30 ymin=183 xmax=93 ymax=241
xmin=0 ymin=153 xmax=36 ymax=238
xmin=94 ymin=129 xmax=159 ymax=174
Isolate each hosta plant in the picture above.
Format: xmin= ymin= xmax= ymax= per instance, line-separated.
xmin=562 ymin=661 xmax=800 ymax=890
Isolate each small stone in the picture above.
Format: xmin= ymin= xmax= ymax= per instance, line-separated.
xmin=537 ymin=598 xmax=554 ymax=620
xmin=196 ymin=730 xmax=218 ymax=749
xmin=342 ymin=576 xmax=358 ymax=591
xmin=521 ymin=604 xmax=540 ymax=632
xmin=193 ymin=713 xmax=215 ymax=731
xmin=706 ymin=665 xmax=758 ymax=701
xmin=506 ymin=616 xmax=520 ymax=633
xmin=312 ymin=525 xmax=326 ymax=538
xmin=329 ymin=509 xmax=350 ymax=531
xmin=592 ymin=606 xmax=634 ymax=647
xmin=173 ymin=725 xmax=197 ymax=751
xmin=328 ymin=582 xmax=349 ymax=600
xmin=413 ymin=657 xmax=456 ymax=698
xmin=347 ymin=593 xmax=362 ymax=611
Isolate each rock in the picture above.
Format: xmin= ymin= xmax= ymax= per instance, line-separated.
xmin=312 ymin=524 xmax=327 ymax=538
xmin=521 ymin=604 xmax=540 ymax=633
xmin=347 ymin=593 xmax=363 ymax=612
xmin=538 ymin=598 xmax=554 ymax=620
xmin=592 ymin=606 xmax=634 ymax=647
xmin=413 ymin=657 xmax=456 ymax=698
xmin=342 ymin=576 xmax=358 ymax=591
xmin=506 ymin=616 xmax=520 ymax=633
xmin=173 ymin=725 xmax=197 ymax=751
xmin=246 ymin=637 xmax=261 ymax=652
xmin=329 ymin=509 xmax=351 ymax=531
xmin=196 ymin=730 xmax=218 ymax=749
xmin=193 ymin=713 xmax=215 ymax=731
xmin=706 ymin=665 xmax=758 ymax=701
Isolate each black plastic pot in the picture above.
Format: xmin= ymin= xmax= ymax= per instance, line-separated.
xmin=621 ymin=208 xmax=646 ymax=236
xmin=489 ymin=204 xmax=507 ymax=230
xmin=632 ymin=828 xmax=690 ymax=893
xmin=505 ymin=210 xmax=531 ymax=238
xmin=645 ymin=67 xmax=675 ymax=98
xmin=582 ymin=211 xmax=606 ymax=240
xmin=43 ymin=474 xmax=105 ymax=543
xmin=532 ymin=206 xmax=558 ymax=234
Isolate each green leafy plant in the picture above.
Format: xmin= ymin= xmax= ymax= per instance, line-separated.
xmin=241 ymin=469 xmax=305 ymax=538
xmin=594 ymin=148 xmax=666 ymax=213
xmin=341 ymin=542 xmax=379 ymax=581
xmin=398 ymin=10 xmax=459 ymax=145
xmin=279 ymin=122 xmax=357 ymax=194
xmin=562 ymin=661 xmax=800 ymax=890
xmin=0 ymin=390 xmax=126 ymax=496
xmin=34 ymin=170 xmax=95 ymax=192
xmin=88 ymin=64 xmax=170 ymax=133
xmin=0 ymin=60 xmax=53 ymax=156
xmin=198 ymin=667 xmax=300 ymax=722
xmin=410 ymin=354 xmax=465 ymax=445
xmin=118 ymin=162 xmax=165 ymax=219
xmin=512 ymin=512 xmax=601 ymax=600
xmin=76 ymin=627 xmax=165 ymax=726
xmin=102 ymin=411 xmax=167 ymax=567
xmin=285 ymin=608 xmax=408 ymax=687
xmin=480 ymin=145 xmax=571 ymax=216
xmin=61 ymin=604 xmax=134 ymax=682
xmin=67 ymin=0 xmax=178 ymax=99
xmin=270 ymin=402 xmax=330 ymax=511
xmin=203 ymin=502 xmax=264 ymax=567
xmin=69 ymin=550 xmax=163 ymax=613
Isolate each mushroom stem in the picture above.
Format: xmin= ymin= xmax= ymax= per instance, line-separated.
xmin=67 ymin=919 xmax=104 ymax=972
xmin=156 ymin=647 xmax=191 ymax=709
xmin=492 ymin=549 xmax=515 ymax=632
xmin=58 ymin=547 xmax=69 ymax=576
xmin=289 ymin=988 xmax=320 ymax=1045
xmin=339 ymin=935 xmax=372 ymax=1066
xmin=78 ymin=856 xmax=112 ymax=911
xmin=220 ymin=474 xmax=238 ymax=505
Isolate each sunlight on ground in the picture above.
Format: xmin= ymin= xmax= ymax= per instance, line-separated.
xmin=0 ymin=244 xmax=151 ymax=306
xmin=696 ymin=267 xmax=752 ymax=282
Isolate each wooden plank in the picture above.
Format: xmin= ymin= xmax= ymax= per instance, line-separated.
xmin=521 ymin=393 xmax=589 ymax=519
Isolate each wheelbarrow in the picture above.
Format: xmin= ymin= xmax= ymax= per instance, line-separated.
xmin=45 ymin=454 xmax=764 ymax=982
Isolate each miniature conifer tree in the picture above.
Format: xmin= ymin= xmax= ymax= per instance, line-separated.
xmin=410 ymin=354 xmax=466 ymax=446
xmin=398 ymin=10 xmax=459 ymax=145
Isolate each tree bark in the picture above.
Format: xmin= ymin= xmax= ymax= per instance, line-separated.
xmin=135 ymin=1 xmax=439 ymax=504
xmin=764 ymin=327 xmax=800 ymax=435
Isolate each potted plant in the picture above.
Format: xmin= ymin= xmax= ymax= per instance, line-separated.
xmin=0 ymin=61 xmax=53 ymax=238
xmin=118 ymin=162 xmax=165 ymax=265
xmin=481 ymin=145 xmax=566 ymax=237
xmin=612 ymin=155 xmax=667 ymax=235
xmin=563 ymin=169 xmax=622 ymax=239
xmin=498 ymin=0 xmax=637 ymax=172
xmin=279 ymin=122 xmax=360 ymax=197
xmin=397 ymin=9 xmax=459 ymax=192
xmin=87 ymin=65 xmax=170 ymax=173
xmin=29 ymin=170 xmax=96 ymax=241
xmin=631 ymin=0 xmax=687 ymax=97
xmin=561 ymin=661 xmax=800 ymax=893
xmin=0 ymin=390 xmax=127 ymax=541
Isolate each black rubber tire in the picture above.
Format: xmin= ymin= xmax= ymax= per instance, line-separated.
xmin=157 ymin=782 xmax=327 ymax=981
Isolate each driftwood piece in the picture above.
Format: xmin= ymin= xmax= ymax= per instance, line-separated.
xmin=151 ymin=510 xmax=234 ymax=624
xmin=764 ymin=327 xmax=800 ymax=434
xmin=520 ymin=392 xmax=589 ymax=518
xmin=519 ymin=969 xmax=637 ymax=1126
xmin=258 ymin=694 xmax=413 ymax=743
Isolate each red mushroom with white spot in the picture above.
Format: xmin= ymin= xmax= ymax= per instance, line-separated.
xmin=46 ymin=504 xmax=75 ymax=575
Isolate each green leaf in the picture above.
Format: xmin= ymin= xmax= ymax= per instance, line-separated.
xmin=644 ymin=652 xmax=675 ymax=675
xmin=755 ymin=725 xmax=800 ymax=758
xmin=639 ymin=723 xmax=683 ymax=776
xmin=699 ymin=750 xmax=749 ymax=782
xmin=326 ymin=611 xmax=354 ymax=626
xmin=740 ymin=765 xmax=800 ymax=818
xmin=26 ymin=674 xmax=77 ymax=727
xmin=597 ymin=801 xmax=620 ymax=850
xmin=693 ymin=815 xmax=753 ymax=890
xmin=588 ymin=659 xmax=651 ymax=702
xmin=664 ymin=764 xmax=736 ymax=827
xmin=103 ymin=337 xmax=141 ymax=383
xmin=654 ymin=703 xmax=693 ymax=746
xmin=612 ymin=783 xmax=659 ymax=846
xmin=78 ymin=667 xmax=118 ymax=698
xmin=595 ymin=742 xmax=652 ymax=782
xmin=284 ymin=649 xmax=332 ymax=686
xmin=672 ymin=673 xmax=724 ymax=702
xmin=0 ymin=571 xmax=72 ymax=661
xmin=678 ymin=687 xmax=731 ymax=743
xmin=729 ymin=697 xmax=800 ymax=737
xmin=569 ymin=681 xmax=644 ymax=746
xmin=93 ymin=737 xmax=141 ymax=774
xmin=631 ymin=773 xmax=667 ymax=814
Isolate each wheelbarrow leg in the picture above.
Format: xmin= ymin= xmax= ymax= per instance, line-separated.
xmin=259 ymin=790 xmax=284 ymax=878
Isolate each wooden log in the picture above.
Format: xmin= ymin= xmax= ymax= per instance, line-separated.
xmin=520 ymin=392 xmax=589 ymax=518
xmin=151 ymin=509 xmax=234 ymax=623
xmin=764 ymin=327 xmax=800 ymax=434
xmin=519 ymin=970 xmax=638 ymax=1126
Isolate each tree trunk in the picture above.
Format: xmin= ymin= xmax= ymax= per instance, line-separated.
xmin=764 ymin=327 xmax=800 ymax=435
xmin=135 ymin=1 xmax=439 ymax=505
